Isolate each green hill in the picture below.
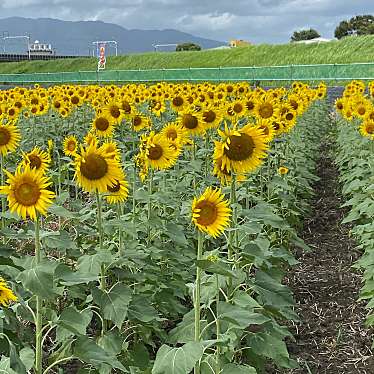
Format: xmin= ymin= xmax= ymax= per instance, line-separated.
xmin=0 ymin=35 xmax=373 ymax=74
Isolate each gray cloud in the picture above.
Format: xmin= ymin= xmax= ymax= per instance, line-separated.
xmin=0 ymin=0 xmax=373 ymax=43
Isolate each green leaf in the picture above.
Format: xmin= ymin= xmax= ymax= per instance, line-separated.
xmin=92 ymin=283 xmax=132 ymax=329
xmin=44 ymin=230 xmax=77 ymax=250
xmin=218 ymin=302 xmax=269 ymax=328
xmin=196 ymin=260 xmax=237 ymax=277
xmin=9 ymin=341 xmax=26 ymax=374
xmin=19 ymin=347 xmax=35 ymax=372
xmin=165 ymin=223 xmax=188 ymax=246
xmin=49 ymin=204 xmax=77 ymax=219
xmin=17 ymin=265 xmax=56 ymax=299
xmin=58 ymin=306 xmax=92 ymax=336
xmin=152 ymin=342 xmax=204 ymax=374
xmin=222 ymin=363 xmax=257 ymax=373
xmin=77 ymin=251 xmax=112 ymax=275
xmin=74 ymin=336 xmax=127 ymax=371
xmin=56 ymin=264 xmax=99 ymax=285
xmin=128 ymin=295 xmax=161 ymax=323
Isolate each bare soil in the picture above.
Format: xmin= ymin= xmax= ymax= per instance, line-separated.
xmin=271 ymin=140 xmax=374 ymax=373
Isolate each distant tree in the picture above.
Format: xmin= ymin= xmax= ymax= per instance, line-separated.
xmin=335 ymin=14 xmax=374 ymax=39
xmin=290 ymin=28 xmax=320 ymax=42
xmin=176 ymin=42 xmax=201 ymax=51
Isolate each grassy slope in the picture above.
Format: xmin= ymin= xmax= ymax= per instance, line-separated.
xmin=0 ymin=35 xmax=373 ymax=74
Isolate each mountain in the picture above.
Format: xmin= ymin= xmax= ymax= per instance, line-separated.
xmin=0 ymin=17 xmax=223 ymax=55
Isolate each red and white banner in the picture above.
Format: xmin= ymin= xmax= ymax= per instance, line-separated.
xmin=98 ymin=43 xmax=106 ymax=70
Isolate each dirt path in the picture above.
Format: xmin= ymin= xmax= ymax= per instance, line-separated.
xmin=280 ymin=140 xmax=374 ymax=373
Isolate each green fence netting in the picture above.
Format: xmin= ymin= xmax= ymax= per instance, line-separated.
xmin=0 ymin=63 xmax=373 ymax=84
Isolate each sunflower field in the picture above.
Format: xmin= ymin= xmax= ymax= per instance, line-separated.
xmin=0 ymin=81 xmax=330 ymax=373
xmin=335 ymin=80 xmax=374 ymax=348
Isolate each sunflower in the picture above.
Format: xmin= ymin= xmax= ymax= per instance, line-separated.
xmin=74 ymin=143 xmax=123 ymax=193
xmin=105 ymin=176 xmax=129 ymax=204
xmin=84 ymin=132 xmax=98 ymax=147
xmin=139 ymin=131 xmax=180 ymax=171
xmin=171 ymin=94 xmax=187 ymax=112
xmin=0 ymin=122 xmax=21 ymax=156
xmin=213 ymin=157 xmax=246 ymax=186
xmin=63 ymin=135 xmax=79 ymax=157
xmin=21 ymin=147 xmax=51 ymax=174
xmin=102 ymin=101 xmax=124 ymax=124
xmin=278 ymin=166 xmax=289 ymax=175
xmin=254 ymin=95 xmax=280 ymax=122
xmin=192 ymin=187 xmax=231 ymax=238
xmin=178 ymin=109 xmax=205 ymax=136
xmin=130 ymin=112 xmax=151 ymax=132
xmin=202 ymin=105 xmax=223 ymax=129
xmin=6 ymin=106 xmax=20 ymax=121
xmin=92 ymin=114 xmax=115 ymax=138
xmin=0 ymin=278 xmax=17 ymax=307
xmin=256 ymin=119 xmax=275 ymax=143
xmin=0 ymin=164 xmax=55 ymax=220
xmin=102 ymin=141 xmax=121 ymax=160
xmin=359 ymin=120 xmax=374 ymax=140
xmin=214 ymin=123 xmax=269 ymax=174
xmin=160 ymin=122 xmax=189 ymax=146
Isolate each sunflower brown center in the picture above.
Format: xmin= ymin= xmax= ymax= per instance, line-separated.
xmin=203 ymin=110 xmax=216 ymax=123
xmin=166 ymin=129 xmax=178 ymax=140
xmin=246 ymin=101 xmax=255 ymax=111
xmin=182 ymin=114 xmax=198 ymax=129
xmin=259 ymin=125 xmax=269 ymax=136
xmin=224 ymin=134 xmax=255 ymax=161
xmin=133 ymin=116 xmax=142 ymax=128
xmin=107 ymin=180 xmax=121 ymax=193
xmin=109 ymin=106 xmax=121 ymax=119
xmin=54 ymin=101 xmax=61 ymax=109
xmin=195 ymin=201 xmax=218 ymax=226
xmin=258 ymin=103 xmax=273 ymax=119
xmin=80 ymin=154 xmax=108 ymax=180
xmin=0 ymin=128 xmax=11 ymax=146
xmin=285 ymin=112 xmax=294 ymax=121
xmin=172 ymin=97 xmax=183 ymax=107
xmin=67 ymin=141 xmax=76 ymax=151
xmin=95 ymin=117 xmax=110 ymax=131
xmin=233 ymin=103 xmax=243 ymax=114
xmin=366 ymin=123 xmax=374 ymax=134
xmin=14 ymin=181 xmax=40 ymax=206
xmin=358 ymin=106 xmax=366 ymax=115
xmin=148 ymin=144 xmax=163 ymax=160
xmin=31 ymin=98 xmax=39 ymax=105
xmin=28 ymin=155 xmax=42 ymax=169
xmin=71 ymin=96 xmax=79 ymax=105
xmin=8 ymin=108 xmax=15 ymax=117
xmin=121 ymin=101 xmax=131 ymax=113
xmin=290 ymin=100 xmax=298 ymax=110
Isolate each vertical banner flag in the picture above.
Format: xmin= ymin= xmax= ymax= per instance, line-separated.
xmin=98 ymin=43 xmax=106 ymax=70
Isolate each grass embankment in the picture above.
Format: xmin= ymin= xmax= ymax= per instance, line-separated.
xmin=0 ymin=35 xmax=373 ymax=74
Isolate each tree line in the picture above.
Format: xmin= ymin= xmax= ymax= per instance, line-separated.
xmin=291 ymin=14 xmax=374 ymax=42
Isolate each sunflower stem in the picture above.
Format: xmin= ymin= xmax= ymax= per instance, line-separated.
xmin=96 ymin=191 xmax=107 ymax=334
xmin=215 ymin=273 xmax=221 ymax=374
xmin=194 ymin=230 xmax=204 ymax=374
xmin=228 ymin=174 xmax=237 ymax=260
xmin=34 ymin=215 xmax=43 ymax=374
xmin=147 ymin=169 xmax=153 ymax=245
xmin=117 ymin=203 xmax=123 ymax=256
xmin=132 ymin=139 xmax=137 ymax=223
xmin=0 ymin=155 xmax=5 ymax=233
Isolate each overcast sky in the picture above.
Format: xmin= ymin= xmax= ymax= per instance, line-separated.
xmin=0 ymin=0 xmax=373 ymax=43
